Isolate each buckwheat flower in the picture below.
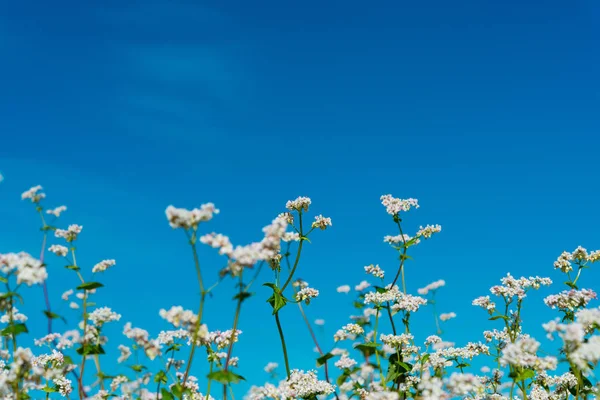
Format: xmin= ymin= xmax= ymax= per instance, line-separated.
xmin=337 ymin=285 xmax=351 ymax=293
xmin=570 ymin=336 xmax=600 ymax=371
xmin=425 ymin=335 xmax=442 ymax=346
xmin=380 ymin=194 xmax=419 ymax=215
xmin=293 ymin=279 xmax=309 ymax=289
xmin=92 ymin=259 xmax=116 ymax=273
xmin=314 ymin=319 xmax=325 ymax=326
xmin=278 ymin=212 xmax=294 ymax=224
xmin=472 ymin=296 xmax=496 ymax=313
xmin=282 ymin=232 xmax=300 ymax=242
xmin=88 ymin=307 xmax=121 ymax=326
xmin=53 ymin=376 xmax=73 ymax=396
xmin=157 ymin=329 xmax=189 ymax=345
xmin=364 ymin=264 xmax=385 ymax=279
xmin=285 ymin=196 xmax=311 ymax=212
xmin=333 ymin=329 xmax=352 ymax=342
xmin=165 ymin=203 xmax=219 ymax=230
xmin=34 ymin=333 xmax=61 ymax=347
xmin=159 ymin=306 xmax=198 ymax=330
xmin=110 ymin=375 xmax=128 ymax=393
xmin=296 ymin=287 xmax=319 ymax=305
xmin=21 ymin=185 xmax=45 ymax=202
xmin=447 ymin=373 xmax=483 ymax=397
xmin=55 ymin=224 xmax=83 ymax=242
xmin=46 ymin=205 xmax=67 ymax=217
xmin=500 ymin=337 xmax=540 ymax=368
xmin=48 ymin=244 xmax=69 ymax=257
xmin=355 ymin=280 xmax=371 ymax=291
xmin=571 ymin=246 xmax=589 ymax=262
xmin=286 ymin=369 xmax=335 ymax=398
xmin=439 ymin=312 xmax=456 ymax=321
xmin=589 ymin=250 xmax=600 ymax=262
xmin=342 ymin=323 xmax=364 ymax=335
xmin=0 ymin=308 xmax=26 ymax=324
xmin=392 ymin=293 xmax=428 ymax=313
xmin=554 ymin=251 xmax=573 ymax=273
xmin=312 ymin=215 xmax=332 ymax=230
xmin=380 ymin=333 xmax=414 ymax=348
xmin=69 ymin=301 xmax=79 ymax=309
xmin=335 ymin=355 xmax=357 ymax=369
xmin=575 ymin=307 xmax=600 ymax=330
xmin=418 ymin=279 xmax=446 ymax=295
xmin=416 ymin=224 xmax=442 ymax=239
xmin=118 ymin=345 xmax=132 ymax=363
xmin=264 ymin=362 xmax=278 ymax=373
xmin=544 ymin=289 xmax=597 ymax=311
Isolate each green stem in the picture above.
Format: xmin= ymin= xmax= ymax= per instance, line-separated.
xmin=281 ymin=212 xmax=304 ymax=292
xmin=274 ymin=311 xmax=291 ymax=379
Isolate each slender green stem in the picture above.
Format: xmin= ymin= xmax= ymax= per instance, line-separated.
xmin=281 ymin=212 xmax=304 ymax=292
xmin=274 ymin=311 xmax=291 ymax=378
xmin=223 ymin=274 xmax=244 ymax=400
xmin=373 ymin=309 xmax=386 ymax=385
xmin=182 ymin=232 xmax=207 ymax=387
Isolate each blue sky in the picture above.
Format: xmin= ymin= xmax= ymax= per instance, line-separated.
xmin=1 ymin=0 xmax=599 ymax=396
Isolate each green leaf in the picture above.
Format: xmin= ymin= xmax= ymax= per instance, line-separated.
xmin=130 ymin=364 xmax=146 ymax=372
xmin=154 ymin=370 xmax=168 ymax=384
xmin=65 ymin=265 xmax=80 ymax=271
xmin=489 ymin=315 xmax=509 ymax=321
xmin=161 ymin=388 xmax=175 ymax=400
xmin=354 ymin=342 xmax=381 ymax=356
xmin=76 ymin=343 xmax=105 ymax=356
xmin=0 ymin=276 xmax=7 ymax=283
xmin=1 ymin=292 xmax=24 ymax=304
xmin=316 ymin=353 xmax=334 ymax=367
xmin=233 ymin=292 xmax=254 ymax=301
xmin=516 ymin=368 xmax=535 ymax=382
xmin=207 ymin=370 xmax=246 ymax=385
xmin=42 ymin=386 xmax=58 ymax=393
xmin=43 ymin=310 xmax=66 ymax=324
xmin=565 ymin=281 xmax=578 ymax=289
xmin=76 ymin=282 xmax=104 ymax=291
xmin=264 ymin=284 xmax=287 ymax=314
xmin=1 ymin=323 xmax=28 ymax=337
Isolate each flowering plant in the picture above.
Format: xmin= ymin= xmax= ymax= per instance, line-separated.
xmin=1 ymin=184 xmax=598 ymax=399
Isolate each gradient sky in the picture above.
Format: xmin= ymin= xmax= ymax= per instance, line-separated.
xmin=1 ymin=0 xmax=599 ymax=397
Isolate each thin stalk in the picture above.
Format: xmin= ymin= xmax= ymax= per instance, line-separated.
xmin=182 ymin=231 xmax=207 ymax=387
xmin=223 ymin=273 xmax=244 ymax=400
xmin=274 ymin=311 xmax=291 ymax=378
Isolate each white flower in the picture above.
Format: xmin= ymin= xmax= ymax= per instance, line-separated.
xmin=380 ymin=194 xmax=419 ymax=215
xmin=21 ymin=185 xmax=45 ymax=202
xmin=118 ymin=345 xmax=132 ymax=363
xmin=418 ymin=279 xmax=446 ymax=295
xmin=296 ymin=287 xmax=319 ymax=305
xmin=364 ymin=264 xmax=385 ymax=279
xmin=285 ymin=196 xmax=311 ymax=212
xmin=311 ymin=215 xmax=332 ymax=230
xmin=55 ymin=224 xmax=83 ymax=242
xmin=88 ymin=307 xmax=121 ymax=326
xmin=439 ymin=312 xmax=456 ymax=321
xmin=264 ymin=362 xmax=278 ymax=373
xmin=48 ymin=244 xmax=69 ymax=257
xmin=337 ymin=285 xmax=351 ymax=293
xmin=334 ymin=355 xmax=357 ymax=369
xmin=416 ymin=224 xmax=441 ymax=239
xmin=47 ymin=205 xmax=67 ymax=217
xmin=92 ymin=259 xmax=116 ymax=273
xmin=165 ymin=203 xmax=219 ymax=229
